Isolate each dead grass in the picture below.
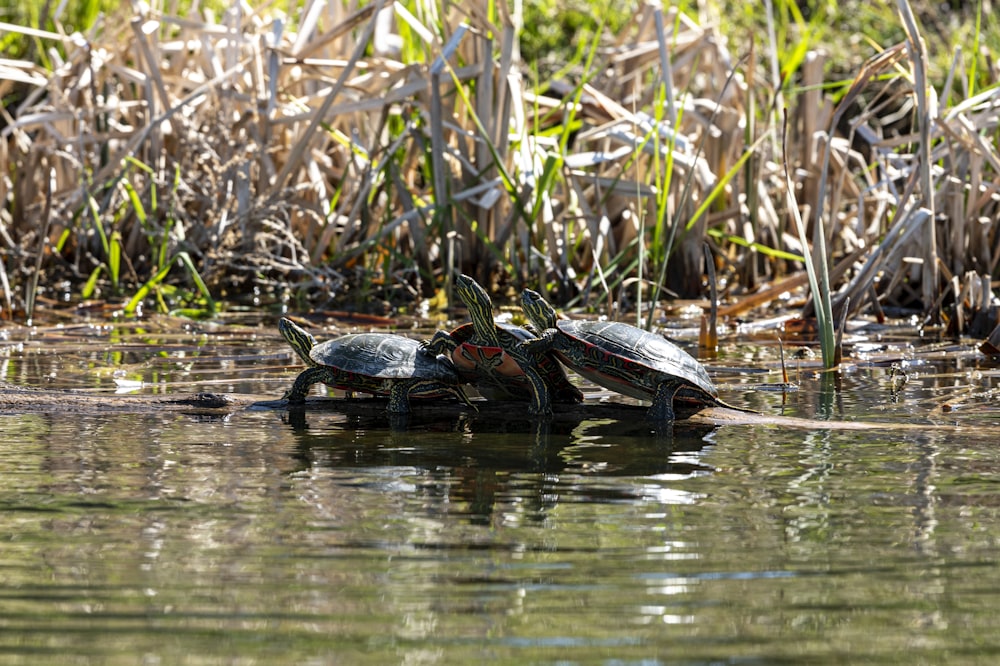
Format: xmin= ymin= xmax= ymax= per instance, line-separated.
xmin=0 ymin=0 xmax=998 ymax=329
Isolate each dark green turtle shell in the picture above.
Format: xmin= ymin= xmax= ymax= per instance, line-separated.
xmin=309 ymin=333 xmax=460 ymax=386
xmin=547 ymin=319 xmax=718 ymax=405
xmin=279 ymin=317 xmax=475 ymax=412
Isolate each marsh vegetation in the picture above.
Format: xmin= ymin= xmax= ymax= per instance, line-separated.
xmin=1 ymin=0 xmax=997 ymax=354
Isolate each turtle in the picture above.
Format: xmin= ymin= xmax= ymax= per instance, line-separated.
xmin=279 ymin=317 xmax=476 ymax=413
xmin=422 ymin=274 xmax=582 ymax=414
xmin=519 ymin=289 xmax=752 ymax=421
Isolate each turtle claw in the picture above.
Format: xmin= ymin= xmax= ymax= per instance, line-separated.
xmin=450 ymin=386 xmax=479 ymax=412
xmin=526 ymin=401 xmax=553 ymax=418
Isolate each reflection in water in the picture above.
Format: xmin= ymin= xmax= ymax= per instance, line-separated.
xmin=284 ymin=410 xmax=715 ymax=528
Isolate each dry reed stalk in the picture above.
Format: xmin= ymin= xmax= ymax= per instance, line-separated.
xmin=897 ymin=0 xmax=940 ymax=313
xmin=0 ymin=1 xmax=996 ymax=323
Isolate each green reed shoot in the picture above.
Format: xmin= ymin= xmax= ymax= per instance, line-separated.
xmin=782 ymin=112 xmax=836 ymax=369
xmin=125 ymin=251 xmax=216 ymax=317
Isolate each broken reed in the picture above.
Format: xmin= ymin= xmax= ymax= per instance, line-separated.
xmin=0 ymin=0 xmax=998 ymax=333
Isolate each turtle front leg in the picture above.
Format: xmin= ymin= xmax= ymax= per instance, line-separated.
xmin=283 ymin=367 xmax=329 ymax=403
xmin=519 ymin=329 xmax=558 ymax=356
xmin=647 ymin=378 xmax=683 ymax=421
xmin=385 ymin=382 xmax=413 ymax=413
xmin=515 ymin=334 xmax=558 ymax=416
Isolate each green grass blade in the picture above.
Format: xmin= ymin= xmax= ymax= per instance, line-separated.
xmin=782 ymin=112 xmax=835 ymax=368
xmin=54 ymin=228 xmax=72 ymax=253
xmin=86 ymin=194 xmax=110 ymax=260
xmin=685 ymin=133 xmax=768 ymax=232
xmin=124 ymin=262 xmax=170 ymax=315
xmin=108 ymin=231 xmax=122 ymax=288
xmin=706 ymin=228 xmax=805 ymax=262
xmin=81 ymin=265 xmax=103 ymax=300
xmin=530 ymin=154 xmax=564 ymax=221
xmin=176 ymin=251 xmax=217 ymax=315
xmin=124 ymin=155 xmax=154 ymax=174
xmin=122 ymin=180 xmax=147 ymax=226
xmin=968 ymin=0 xmax=983 ymax=95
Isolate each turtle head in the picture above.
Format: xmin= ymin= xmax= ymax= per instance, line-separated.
xmin=279 ymin=317 xmax=318 ymax=366
xmin=455 ymin=274 xmax=498 ymax=339
xmin=520 ymin=289 xmax=558 ymax=332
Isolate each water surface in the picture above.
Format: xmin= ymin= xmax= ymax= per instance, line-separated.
xmin=1 ymin=318 xmax=998 ymax=664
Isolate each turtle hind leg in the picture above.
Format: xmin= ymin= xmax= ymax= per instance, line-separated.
xmin=448 ymin=385 xmax=479 ymax=412
xmin=647 ymin=379 xmax=683 ymax=421
xmin=283 ymin=367 xmax=328 ymax=403
xmin=386 ymin=380 xmax=478 ymax=414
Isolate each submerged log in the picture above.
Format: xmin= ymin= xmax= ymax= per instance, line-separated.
xmin=0 ymin=381 xmax=255 ymax=414
xmin=0 ymin=381 xmax=951 ymax=431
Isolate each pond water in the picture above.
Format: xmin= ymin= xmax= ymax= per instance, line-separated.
xmin=1 ymin=317 xmax=999 ymax=664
